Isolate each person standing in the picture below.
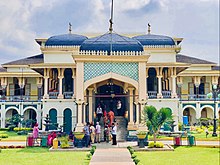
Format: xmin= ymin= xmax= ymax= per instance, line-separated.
xmin=83 ymin=122 xmax=90 ymax=147
xmin=33 ymin=123 xmax=39 ymax=144
xmin=116 ymin=100 xmax=122 ymax=116
xmin=108 ymin=110 xmax=115 ymax=126
xmin=95 ymin=122 xmax=101 ymax=143
xmin=111 ymin=123 xmax=117 ymax=145
xmin=96 ymin=104 xmax=103 ymax=122
xmin=90 ymin=122 xmax=96 ymax=144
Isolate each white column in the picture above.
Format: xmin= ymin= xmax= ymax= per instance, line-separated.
xmin=43 ymin=76 xmax=49 ymax=99
xmin=75 ymin=100 xmax=84 ymax=132
xmin=139 ymin=62 xmax=147 ymax=100
xmin=171 ymin=75 xmax=177 ymax=98
xmin=171 ymin=67 xmax=177 ymax=98
xmin=157 ymin=76 xmax=163 ymax=98
xmin=135 ymin=102 xmax=139 ymax=124
xmin=88 ymin=88 xmax=94 ymax=122
xmin=58 ymin=76 xmax=64 ymax=99
xmin=128 ymin=88 xmax=134 ymax=125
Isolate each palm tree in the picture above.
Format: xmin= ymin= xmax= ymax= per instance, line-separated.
xmin=143 ymin=105 xmax=173 ymax=144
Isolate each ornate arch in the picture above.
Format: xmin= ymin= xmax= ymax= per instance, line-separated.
xmin=84 ymin=72 xmax=138 ymax=91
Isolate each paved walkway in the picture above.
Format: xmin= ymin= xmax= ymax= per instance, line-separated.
xmin=89 ymin=148 xmax=134 ymax=165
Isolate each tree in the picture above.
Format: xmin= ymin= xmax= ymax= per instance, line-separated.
xmin=143 ymin=105 xmax=173 ymax=144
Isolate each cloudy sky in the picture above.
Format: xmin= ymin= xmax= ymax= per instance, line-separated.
xmin=0 ymin=0 xmax=219 ymax=64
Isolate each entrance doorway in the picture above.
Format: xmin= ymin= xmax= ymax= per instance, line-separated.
xmin=95 ymin=83 xmax=127 ymax=116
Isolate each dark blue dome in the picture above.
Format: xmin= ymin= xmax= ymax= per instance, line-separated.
xmin=45 ymin=34 xmax=88 ymax=46
xmin=132 ymin=34 xmax=175 ymax=46
xmin=80 ymin=33 xmax=143 ymax=53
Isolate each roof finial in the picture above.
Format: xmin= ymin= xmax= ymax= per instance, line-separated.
xmin=148 ymin=23 xmax=151 ymax=34
xmin=109 ymin=0 xmax=114 ymax=33
xmin=69 ymin=22 xmax=72 ymax=34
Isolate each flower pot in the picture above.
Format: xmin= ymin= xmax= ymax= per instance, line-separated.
xmin=74 ymin=133 xmax=85 ymax=140
xmin=137 ymin=134 xmax=146 ymax=139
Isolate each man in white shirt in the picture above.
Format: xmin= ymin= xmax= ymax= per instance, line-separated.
xmin=96 ymin=104 xmax=103 ymax=122
xmin=95 ymin=122 xmax=101 ymax=143
xmin=112 ymin=123 xmax=117 ymax=145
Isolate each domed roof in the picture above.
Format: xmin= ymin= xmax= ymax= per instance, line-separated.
xmin=45 ymin=34 xmax=88 ymax=46
xmin=132 ymin=34 xmax=175 ymax=46
xmin=80 ymin=33 xmax=143 ymax=53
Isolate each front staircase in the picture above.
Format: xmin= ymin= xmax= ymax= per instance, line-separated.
xmin=115 ymin=116 xmax=128 ymax=142
xmin=98 ymin=116 xmax=128 ymax=142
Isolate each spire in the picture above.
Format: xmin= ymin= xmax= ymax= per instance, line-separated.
xmin=69 ymin=22 xmax=72 ymax=34
xmin=148 ymin=23 xmax=151 ymax=34
xmin=109 ymin=0 xmax=114 ymax=33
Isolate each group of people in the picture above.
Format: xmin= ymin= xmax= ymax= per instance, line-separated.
xmin=83 ymin=121 xmax=117 ymax=147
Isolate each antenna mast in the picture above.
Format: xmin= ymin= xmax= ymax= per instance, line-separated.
xmin=109 ymin=0 xmax=114 ymax=33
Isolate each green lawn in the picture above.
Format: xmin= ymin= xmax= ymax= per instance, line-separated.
xmin=135 ymin=146 xmax=219 ymax=165
xmin=0 ymin=147 xmax=90 ymax=165
xmin=0 ymin=131 xmax=26 ymax=141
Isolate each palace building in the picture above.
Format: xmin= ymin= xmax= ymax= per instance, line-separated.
xmin=0 ymin=21 xmax=219 ymax=140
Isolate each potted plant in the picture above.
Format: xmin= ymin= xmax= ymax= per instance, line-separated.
xmin=74 ymin=132 xmax=85 ymax=140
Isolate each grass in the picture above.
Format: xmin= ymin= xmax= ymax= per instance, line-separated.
xmin=0 ymin=131 xmax=26 ymax=141
xmin=0 ymin=147 xmax=90 ymax=165
xmin=135 ymin=146 xmax=220 ymax=165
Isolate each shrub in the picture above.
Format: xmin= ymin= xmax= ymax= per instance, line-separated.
xmin=133 ymin=158 xmax=140 ymax=165
xmin=155 ymin=142 xmax=164 ymax=148
xmin=90 ymin=147 xmax=95 ymax=155
xmin=17 ymin=131 xmax=28 ymax=135
xmin=208 ymin=126 xmax=213 ymax=131
xmin=91 ymin=145 xmax=96 ymax=150
xmin=59 ymin=136 xmax=70 ymax=148
xmin=86 ymin=153 xmax=92 ymax=160
xmin=148 ymin=141 xmax=155 ymax=148
xmin=127 ymin=146 xmax=132 ymax=150
xmin=0 ymin=134 xmax=9 ymax=138
xmin=131 ymin=153 xmax=137 ymax=159
xmin=0 ymin=128 xmax=9 ymax=131
xmin=197 ymin=128 xmax=204 ymax=133
xmin=13 ymin=127 xmax=32 ymax=131
xmin=129 ymin=148 xmax=134 ymax=154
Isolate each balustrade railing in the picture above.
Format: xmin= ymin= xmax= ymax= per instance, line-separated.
xmin=63 ymin=92 xmax=74 ymax=99
xmin=162 ymin=91 xmax=171 ymax=98
xmin=148 ymin=91 xmax=157 ymax=99
xmin=0 ymin=95 xmax=40 ymax=102
xmin=180 ymin=94 xmax=219 ymax=101
xmin=49 ymin=92 xmax=59 ymax=99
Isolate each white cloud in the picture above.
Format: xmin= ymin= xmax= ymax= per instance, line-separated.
xmin=0 ymin=0 xmax=60 ymax=62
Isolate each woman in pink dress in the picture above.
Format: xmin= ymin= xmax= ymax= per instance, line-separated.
xmin=33 ymin=123 xmax=39 ymax=144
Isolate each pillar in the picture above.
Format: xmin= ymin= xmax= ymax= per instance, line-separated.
xmin=128 ymin=88 xmax=134 ymax=126
xmin=88 ymin=88 xmax=94 ymax=122
xmin=72 ymin=68 xmax=75 ymax=98
xmin=58 ymin=76 xmax=64 ymax=99
xmin=43 ymin=76 xmax=49 ymax=99
xmin=43 ymin=68 xmax=50 ymax=99
xmin=75 ymin=100 xmax=84 ymax=132
xmin=156 ymin=67 xmax=163 ymax=98
xmin=171 ymin=67 xmax=177 ymax=98
xmin=157 ymin=76 xmax=163 ymax=98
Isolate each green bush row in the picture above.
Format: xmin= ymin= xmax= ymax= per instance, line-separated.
xmin=13 ymin=127 xmax=32 ymax=131
xmin=148 ymin=141 xmax=164 ymax=148
xmin=0 ymin=128 xmax=9 ymax=131
xmin=127 ymin=146 xmax=140 ymax=165
xmin=0 ymin=134 xmax=9 ymax=138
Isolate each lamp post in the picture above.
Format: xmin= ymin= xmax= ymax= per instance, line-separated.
xmin=212 ymin=84 xmax=218 ymax=137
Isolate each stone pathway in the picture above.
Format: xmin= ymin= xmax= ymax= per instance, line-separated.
xmin=89 ymin=148 xmax=134 ymax=165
